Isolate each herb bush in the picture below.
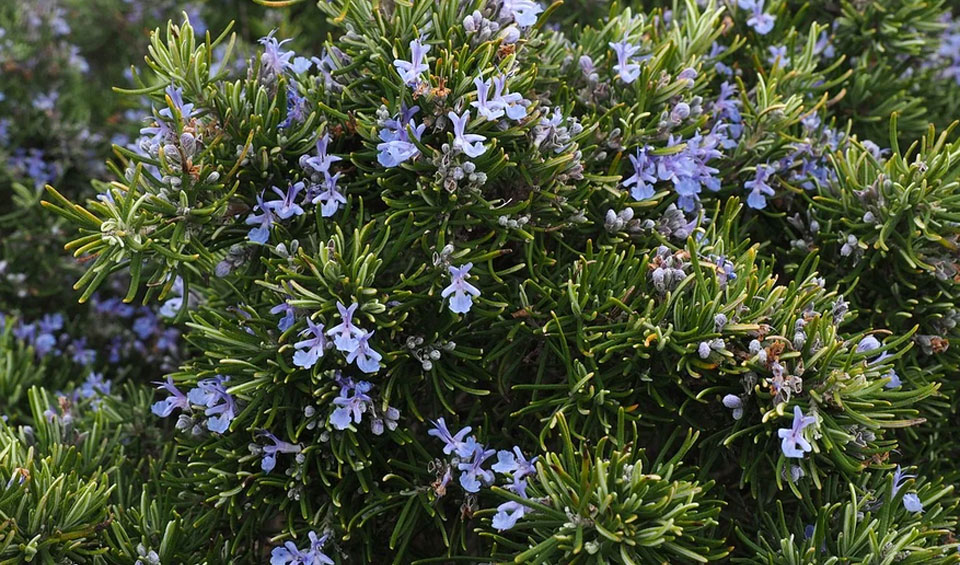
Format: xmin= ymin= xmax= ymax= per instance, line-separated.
xmin=3 ymin=0 xmax=960 ymax=562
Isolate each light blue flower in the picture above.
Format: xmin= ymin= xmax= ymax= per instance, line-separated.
xmin=346 ymin=331 xmax=382 ymax=373
xmin=151 ymin=376 xmax=190 ymax=418
xmin=623 ymin=146 xmax=657 ymax=200
xmin=330 ymin=380 xmax=373 ymax=430
xmin=745 ymin=1 xmax=775 ymax=35
xmin=246 ymin=191 xmax=275 ymax=244
xmin=428 ymin=417 xmax=473 ymax=457
xmin=293 ymin=317 xmax=327 ymax=368
xmin=448 ymin=111 xmax=487 ymax=158
xmin=501 ymin=0 xmax=543 ymax=28
xmin=393 ymin=36 xmax=431 ymax=87
xmin=745 ymin=163 xmax=776 ymax=210
xmin=265 ymin=182 xmax=306 ymax=220
xmin=270 ymin=301 xmax=296 ymax=332
xmin=258 ymin=431 xmax=302 ymax=473
xmin=492 ymin=476 xmax=530 ymax=531
xmin=458 ymin=443 xmax=496 ymax=492
xmin=326 ymin=301 xmax=364 ymax=353
xmin=777 ymin=405 xmax=816 ymax=458
xmin=491 ymin=446 xmax=537 ymax=479
xmin=609 ymin=38 xmax=643 ymax=84
xmin=313 ymin=171 xmax=346 ymax=217
xmin=187 ymin=376 xmax=237 ymax=434
xmin=442 ymin=263 xmax=481 ymax=314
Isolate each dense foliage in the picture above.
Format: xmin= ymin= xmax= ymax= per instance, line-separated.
xmin=3 ymin=0 xmax=960 ymax=562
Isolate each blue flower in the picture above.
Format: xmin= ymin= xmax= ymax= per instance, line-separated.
xmin=313 ymin=171 xmax=346 ymax=217
xmin=745 ymin=163 xmax=777 ymax=210
xmin=293 ymin=317 xmax=327 ymax=368
xmin=492 ymin=476 xmax=530 ymax=531
xmin=609 ymin=38 xmax=644 ymax=84
xmin=270 ymin=301 xmax=296 ymax=332
xmin=777 ymin=405 xmax=816 ymax=458
xmin=428 ymin=417 xmax=473 ymax=457
xmin=623 ymin=146 xmax=657 ymax=200
xmin=258 ymin=431 xmax=302 ymax=472
xmin=300 ymin=133 xmax=342 ymax=176
xmin=448 ymin=111 xmax=488 ymax=158
xmin=326 ymin=301 xmax=364 ymax=352
xmin=291 ymin=56 xmax=312 ymax=74
xmin=903 ymin=493 xmax=924 ymax=513
xmin=442 ymin=263 xmax=481 ymax=314
xmin=472 ymin=76 xmax=505 ymax=121
xmin=78 ymin=372 xmax=112 ymax=408
xmin=158 ymin=85 xmax=195 ymax=122
xmin=458 ymin=443 xmax=496 ymax=492
xmin=767 ymin=45 xmax=791 ymax=67
xmin=393 ymin=36 xmax=431 ymax=87
xmin=345 ymin=331 xmax=382 ymax=373
xmin=279 ymin=85 xmax=309 ymax=129
xmin=270 ymin=531 xmax=334 ymax=565
xmin=245 ymin=191 xmax=275 ymax=244
xmin=491 ymin=446 xmax=538 ymax=479
xmin=187 ymin=376 xmax=237 ymax=434
xmin=377 ymin=105 xmax=425 ymax=168
xmin=330 ymin=380 xmax=373 ymax=430
xmin=259 ymin=30 xmax=296 ymax=77
xmin=265 ymin=182 xmax=306 ymax=220
xmin=501 ymin=0 xmax=543 ymax=27
xmin=745 ymin=0 xmax=776 ymax=35
xmin=151 ymin=376 xmax=190 ymax=418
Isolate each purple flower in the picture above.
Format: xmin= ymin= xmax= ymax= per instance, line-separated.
xmin=159 ymin=85 xmax=195 ymax=122
xmin=377 ymin=105 xmax=425 ymax=168
xmin=270 ymin=301 xmax=296 ymax=332
xmin=767 ymin=45 xmax=790 ymax=67
xmin=151 ymin=376 xmax=190 ymax=417
xmin=472 ymin=76 xmax=505 ymax=121
xmin=746 ymin=1 xmax=776 ymax=35
xmin=777 ymin=405 xmax=816 ymax=458
xmin=623 ymin=146 xmax=657 ymax=200
xmin=609 ymin=38 xmax=643 ymax=84
xmin=293 ymin=318 xmax=327 ymax=368
xmin=313 ymin=171 xmax=346 ymax=217
xmin=492 ymin=75 xmax=528 ymax=120
xmin=448 ymin=111 xmax=487 ymax=158
xmin=279 ymin=86 xmax=308 ymax=129
xmin=442 ymin=263 xmax=481 ymax=314
xmin=301 ymin=133 xmax=342 ymax=176
xmin=270 ymin=531 xmax=333 ymax=565
xmin=330 ymin=380 xmax=373 ymax=430
xmin=892 ymin=465 xmax=924 ymax=512
xmin=258 ymin=431 xmax=302 ymax=472
xmin=458 ymin=443 xmax=496 ymax=492
xmin=491 ymin=446 xmax=537 ymax=479
xmin=265 ymin=182 xmax=306 ymax=220
xmin=501 ymin=0 xmax=542 ymax=27
xmin=187 ymin=376 xmax=237 ymax=434
xmin=246 ymin=191 xmax=275 ymax=244
xmin=428 ymin=417 xmax=473 ymax=457
xmin=345 ymin=331 xmax=382 ymax=373
xmin=394 ymin=37 xmax=431 ymax=87
xmin=326 ymin=301 xmax=364 ymax=352
xmin=745 ymin=163 xmax=776 ymax=210
xmin=492 ymin=477 xmax=530 ymax=531
xmin=259 ymin=30 xmax=295 ymax=77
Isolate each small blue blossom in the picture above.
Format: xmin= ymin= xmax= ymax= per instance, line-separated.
xmin=393 ymin=36 xmax=431 ymax=87
xmin=265 ymin=182 xmax=306 ymax=220
xmin=270 ymin=300 xmax=296 ymax=332
xmin=345 ymin=330 xmax=382 ymax=373
xmin=293 ymin=317 xmax=327 ymax=369
xmin=448 ymin=111 xmax=488 ymax=158
xmin=492 ymin=476 xmax=530 ymax=531
xmin=428 ymin=417 xmax=473 ymax=457
xmin=78 ymin=372 xmax=112 ymax=408
xmin=623 ymin=146 xmax=657 ymax=200
xmin=259 ymin=30 xmax=296 ymax=77
xmin=745 ymin=163 xmax=777 ymax=209
xmin=326 ymin=301 xmax=364 ymax=352
xmin=501 ymin=0 xmax=543 ymax=28
xmin=609 ymin=38 xmax=643 ymax=84
xmin=743 ymin=0 xmax=775 ymax=35
xmin=300 ymin=132 xmax=342 ymax=176
xmin=777 ymin=405 xmax=816 ymax=458
xmin=258 ymin=431 xmax=302 ymax=473
xmin=472 ymin=76 xmax=505 ymax=121
xmin=270 ymin=531 xmax=334 ymax=565
xmin=187 ymin=376 xmax=237 ymax=434
xmin=246 ymin=191 xmax=275 ymax=244
xmin=458 ymin=443 xmax=496 ymax=493
xmin=767 ymin=45 xmax=791 ymax=67
xmin=903 ymin=493 xmax=924 ymax=513
xmin=491 ymin=75 xmax=528 ymax=120
xmin=442 ymin=263 xmax=481 ymax=314
xmin=378 ymin=105 xmax=425 ymax=168
xmin=491 ymin=446 xmax=537 ymax=479
xmin=330 ymin=379 xmax=373 ymax=430
xmin=313 ymin=171 xmax=346 ymax=217
xmin=151 ymin=376 xmax=190 ymax=418
xmin=159 ymin=85 xmax=195 ymax=122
